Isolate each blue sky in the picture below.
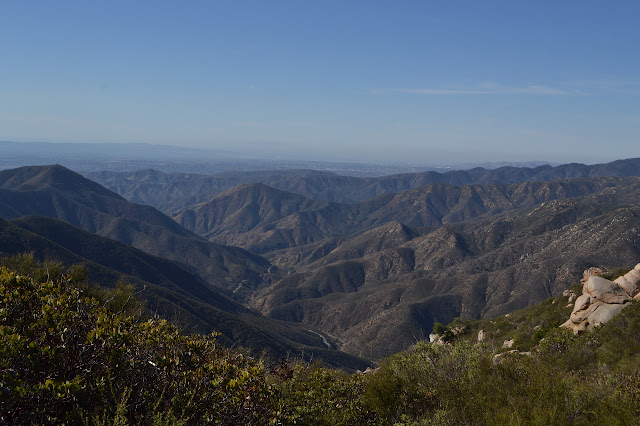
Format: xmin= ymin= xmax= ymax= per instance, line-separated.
xmin=1 ymin=1 xmax=639 ymax=164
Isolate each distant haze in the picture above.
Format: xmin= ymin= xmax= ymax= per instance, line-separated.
xmin=1 ymin=2 xmax=639 ymax=164
xmin=0 ymin=140 xmax=562 ymax=176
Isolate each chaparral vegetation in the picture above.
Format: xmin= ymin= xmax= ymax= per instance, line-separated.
xmin=3 ymin=256 xmax=640 ymax=425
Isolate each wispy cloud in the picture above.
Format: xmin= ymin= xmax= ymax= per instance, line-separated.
xmin=232 ymin=120 xmax=313 ymax=129
xmin=371 ymin=80 xmax=640 ymax=96
xmin=562 ymin=80 xmax=640 ymax=94
xmin=371 ymin=82 xmax=572 ymax=96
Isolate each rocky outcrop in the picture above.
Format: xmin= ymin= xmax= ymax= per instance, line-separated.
xmin=502 ymin=339 xmax=515 ymax=349
xmin=562 ymin=289 xmax=577 ymax=305
xmin=581 ymin=267 xmax=605 ymax=283
xmin=429 ymin=333 xmax=445 ymax=345
xmin=563 ymin=264 xmax=640 ymax=332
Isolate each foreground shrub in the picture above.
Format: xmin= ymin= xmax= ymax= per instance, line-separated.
xmin=0 ymin=265 xmax=283 ymax=424
xmin=364 ymin=341 xmax=491 ymax=424
xmin=363 ymin=338 xmax=640 ymax=425
xmin=273 ymin=361 xmax=377 ymax=425
xmin=4 ymin=255 xmax=640 ymax=425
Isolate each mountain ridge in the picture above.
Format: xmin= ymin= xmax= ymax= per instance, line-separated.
xmin=86 ymin=157 xmax=640 ymax=212
xmin=4 ymin=163 xmax=640 ymax=362
xmin=248 ymin=200 xmax=640 ymax=358
xmin=174 ymin=177 xmax=640 ymax=256
xmin=0 ymin=165 xmax=272 ymax=298
xmin=0 ymin=211 xmax=368 ymax=370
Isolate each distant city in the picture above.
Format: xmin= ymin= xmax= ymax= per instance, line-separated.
xmin=0 ymin=140 xmax=558 ymax=177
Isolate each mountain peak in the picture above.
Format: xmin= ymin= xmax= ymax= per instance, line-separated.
xmin=0 ymin=164 xmax=124 ymax=199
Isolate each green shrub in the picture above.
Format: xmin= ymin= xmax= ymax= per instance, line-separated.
xmin=363 ymin=341 xmax=492 ymax=424
xmin=4 ymin=255 xmax=640 ymax=425
xmin=0 ymin=262 xmax=283 ymax=424
xmin=432 ymin=322 xmax=445 ymax=335
xmin=274 ymin=361 xmax=376 ymax=425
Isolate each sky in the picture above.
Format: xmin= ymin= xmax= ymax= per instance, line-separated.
xmin=1 ymin=1 xmax=639 ymax=164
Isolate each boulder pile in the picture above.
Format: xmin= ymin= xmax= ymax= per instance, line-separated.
xmin=563 ymin=264 xmax=640 ymax=332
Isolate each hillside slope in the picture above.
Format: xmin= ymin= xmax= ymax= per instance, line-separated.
xmin=174 ymin=177 xmax=640 ymax=256
xmin=0 ymin=215 xmax=369 ymax=369
xmin=250 ymin=201 xmax=640 ymax=359
xmin=0 ymin=165 xmax=272 ymax=298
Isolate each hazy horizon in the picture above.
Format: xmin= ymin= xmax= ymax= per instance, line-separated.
xmin=0 ymin=139 xmax=617 ymax=169
xmin=2 ymin=2 xmax=639 ymax=164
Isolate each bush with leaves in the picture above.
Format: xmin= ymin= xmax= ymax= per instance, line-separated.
xmin=5 ymin=254 xmax=640 ymax=425
xmin=364 ymin=341 xmax=492 ymax=424
xmin=273 ymin=360 xmax=377 ymax=425
xmin=0 ymin=260 xmax=286 ymax=424
xmin=363 ymin=335 xmax=640 ymax=425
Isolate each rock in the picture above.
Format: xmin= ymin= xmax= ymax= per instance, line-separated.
xmin=584 ymin=276 xmax=630 ymax=304
xmin=574 ymin=321 xmax=588 ymax=332
xmin=614 ymin=276 xmax=636 ymax=296
xmin=477 ymin=329 xmax=486 ymax=342
xmin=582 ymin=267 xmax=605 ymax=283
xmin=563 ymin=263 xmax=640 ymax=333
xmin=563 ymin=318 xmax=588 ymax=333
xmin=615 ymin=268 xmax=640 ymax=296
xmin=451 ymin=326 xmax=465 ymax=336
xmin=587 ymin=303 xmax=628 ymax=329
xmin=626 ymin=268 xmax=640 ymax=284
xmin=429 ymin=333 xmax=445 ymax=345
xmin=502 ymin=339 xmax=514 ymax=349
xmin=562 ymin=289 xmax=577 ymax=303
xmin=561 ymin=319 xmax=574 ymax=329
xmin=570 ymin=300 xmax=601 ymax=324
xmin=573 ymin=293 xmax=590 ymax=312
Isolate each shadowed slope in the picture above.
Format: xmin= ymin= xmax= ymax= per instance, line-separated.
xmin=0 ymin=215 xmax=370 ymax=370
xmin=175 ymin=177 xmax=640 ymax=257
xmin=0 ymin=165 xmax=272 ymax=298
xmin=173 ymin=183 xmax=354 ymax=253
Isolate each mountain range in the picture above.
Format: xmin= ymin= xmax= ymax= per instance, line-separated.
xmin=0 ymin=165 xmax=368 ymax=369
xmin=86 ymin=157 xmax=640 ymax=212
xmin=0 ymin=165 xmax=270 ymax=297
xmin=2 ymin=160 xmax=640 ymax=361
xmin=251 ymin=200 xmax=640 ymax=358
xmin=172 ymin=177 xmax=640 ymax=255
